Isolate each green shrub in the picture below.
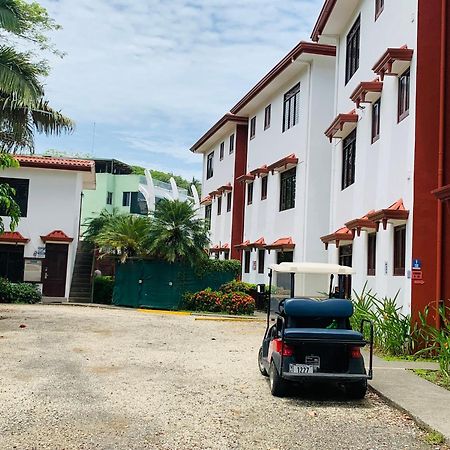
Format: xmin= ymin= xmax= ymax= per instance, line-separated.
xmin=195 ymin=259 xmax=241 ymax=277
xmin=351 ymin=284 xmax=415 ymax=356
xmin=219 ymin=280 xmax=256 ymax=294
xmin=183 ymin=288 xmax=255 ymax=315
xmin=93 ymin=276 xmax=114 ymax=304
xmin=416 ymin=306 xmax=450 ymax=378
xmin=0 ymin=278 xmax=41 ymax=304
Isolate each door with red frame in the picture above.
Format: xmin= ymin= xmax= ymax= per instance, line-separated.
xmin=42 ymin=243 xmax=69 ymax=297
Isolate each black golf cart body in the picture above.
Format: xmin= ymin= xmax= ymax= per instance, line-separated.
xmin=258 ymin=262 xmax=373 ymax=398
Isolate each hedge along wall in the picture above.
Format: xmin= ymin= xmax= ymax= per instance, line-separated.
xmin=113 ymin=259 xmax=238 ymax=310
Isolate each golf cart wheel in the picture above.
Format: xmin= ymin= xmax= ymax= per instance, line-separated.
xmin=258 ymin=347 xmax=268 ymax=377
xmin=346 ymin=379 xmax=367 ymax=399
xmin=269 ymin=361 xmax=287 ymax=397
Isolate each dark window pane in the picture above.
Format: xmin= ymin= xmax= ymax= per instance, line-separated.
xmin=345 ymin=16 xmax=360 ymax=84
xmin=106 ymin=192 xmax=113 ymax=205
xmin=217 ymin=196 xmax=222 ymax=215
xmin=0 ymin=177 xmax=29 ymax=217
xmin=205 ymin=204 xmax=212 ymax=230
xmin=0 ymin=244 xmax=24 ymax=282
xmin=264 ymin=105 xmax=271 ymax=129
xmin=258 ymin=249 xmax=265 ymax=274
xmin=280 ymin=168 xmax=296 ymax=211
xmin=227 ymin=192 xmax=232 ymax=212
xmin=277 ymin=251 xmax=293 ymax=264
xmin=206 ymin=152 xmax=214 ymax=179
xmin=122 ymin=192 xmax=131 ymax=206
xmin=371 ymin=98 xmax=381 ymax=143
xmin=282 ymin=83 xmax=300 ymax=132
xmin=229 ymin=134 xmax=235 ymax=154
xmin=393 ymin=226 xmax=406 ymax=276
xmin=367 ymin=233 xmax=377 ymax=276
xmin=261 ymin=176 xmax=268 ymax=200
xmin=375 ymin=0 xmax=384 ymax=18
xmin=342 ymin=129 xmax=357 ymax=190
xmin=130 ymin=192 xmax=148 ymax=215
xmin=398 ymin=69 xmax=410 ymax=121
xmin=250 ymin=117 xmax=256 ymax=139
xmin=247 ymin=182 xmax=253 ymax=205
xmin=244 ymin=250 xmax=251 ymax=273
xmin=219 ymin=142 xmax=224 ymax=160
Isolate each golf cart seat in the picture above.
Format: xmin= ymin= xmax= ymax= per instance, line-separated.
xmin=282 ymin=298 xmax=353 ymax=318
xmin=283 ymin=328 xmax=364 ymax=342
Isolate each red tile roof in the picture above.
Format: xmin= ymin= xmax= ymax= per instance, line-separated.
xmin=266 ymin=237 xmax=295 ymax=251
xmin=236 ymin=173 xmax=255 ymax=183
xmin=250 ymin=237 xmax=266 ymax=249
xmin=250 ymin=165 xmax=269 ymax=177
xmin=372 ymin=47 xmax=414 ymax=80
xmin=15 ymin=155 xmax=94 ymax=172
xmin=267 ymin=154 xmax=298 ymax=173
xmin=0 ymin=231 xmax=29 ymax=243
xmin=234 ymin=240 xmax=251 ymax=250
xmin=367 ymin=199 xmax=409 ymax=230
xmin=320 ymin=227 xmax=354 ymax=249
xmin=325 ymin=110 xmax=358 ymax=142
xmin=345 ymin=210 xmax=377 ymax=237
xmin=41 ymin=230 xmax=73 ymax=243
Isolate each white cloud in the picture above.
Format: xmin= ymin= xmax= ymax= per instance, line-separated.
xmin=37 ymin=0 xmax=324 ymax=177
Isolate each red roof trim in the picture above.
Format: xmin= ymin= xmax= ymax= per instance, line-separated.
xmin=41 ymin=230 xmax=73 ymax=243
xmin=210 ymin=243 xmax=230 ymax=253
xmin=234 ymin=240 xmax=251 ymax=250
xmin=325 ymin=110 xmax=358 ymax=142
xmin=266 ymin=237 xmax=295 ymax=251
xmin=267 ymin=154 xmax=298 ymax=173
xmin=372 ymin=47 xmax=414 ymax=80
xmin=190 ymin=113 xmax=248 ymax=152
xmin=0 ymin=231 xmax=29 ymax=243
xmin=248 ymin=237 xmax=266 ymax=249
xmin=250 ymin=165 xmax=269 ymax=177
xmin=217 ymin=183 xmax=233 ymax=194
xmin=350 ymin=81 xmax=383 ymax=107
xmin=345 ymin=211 xmax=377 ymax=237
xmin=208 ymin=190 xmax=220 ymax=198
xmin=236 ymin=173 xmax=255 ymax=183
xmin=15 ymin=155 xmax=93 ymax=172
xmin=432 ymin=184 xmax=450 ymax=201
xmin=200 ymin=195 xmax=212 ymax=205
xmin=311 ymin=0 xmax=338 ymax=42
xmin=230 ymin=42 xmax=336 ymax=114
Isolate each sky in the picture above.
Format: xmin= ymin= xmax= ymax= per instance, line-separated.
xmin=35 ymin=0 xmax=324 ymax=181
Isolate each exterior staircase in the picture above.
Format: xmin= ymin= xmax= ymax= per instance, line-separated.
xmin=69 ymin=241 xmax=94 ymax=303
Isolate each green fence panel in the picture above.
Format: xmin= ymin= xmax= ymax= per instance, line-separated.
xmin=113 ymin=260 xmax=236 ymax=310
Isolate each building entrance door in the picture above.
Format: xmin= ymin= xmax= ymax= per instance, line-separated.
xmin=42 ymin=244 xmax=69 ymax=297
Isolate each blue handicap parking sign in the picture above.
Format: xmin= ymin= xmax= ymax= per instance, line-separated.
xmin=412 ymin=259 xmax=422 ymax=270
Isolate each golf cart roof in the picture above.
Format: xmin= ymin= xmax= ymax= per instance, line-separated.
xmin=269 ymin=262 xmax=355 ymax=275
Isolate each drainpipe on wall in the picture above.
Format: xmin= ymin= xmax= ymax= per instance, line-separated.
xmin=435 ymin=0 xmax=447 ymax=327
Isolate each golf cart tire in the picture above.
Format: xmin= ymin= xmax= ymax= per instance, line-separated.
xmin=346 ymin=379 xmax=367 ymax=399
xmin=269 ymin=361 xmax=287 ymax=397
xmin=258 ymin=347 xmax=268 ymax=377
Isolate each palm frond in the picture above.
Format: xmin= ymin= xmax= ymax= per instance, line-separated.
xmin=0 ymin=46 xmax=43 ymax=102
xmin=0 ymin=0 xmax=24 ymax=33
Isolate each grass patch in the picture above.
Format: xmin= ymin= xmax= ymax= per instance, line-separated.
xmin=377 ymin=352 xmax=437 ymax=363
xmin=424 ymin=430 xmax=445 ymax=445
xmin=412 ymin=369 xmax=450 ymax=392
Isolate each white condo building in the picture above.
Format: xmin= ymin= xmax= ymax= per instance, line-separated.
xmin=192 ymin=0 xmax=450 ymax=321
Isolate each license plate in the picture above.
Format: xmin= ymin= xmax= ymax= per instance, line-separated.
xmin=289 ymin=364 xmax=314 ymax=374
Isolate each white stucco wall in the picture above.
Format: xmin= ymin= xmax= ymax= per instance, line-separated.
xmin=325 ymin=0 xmax=418 ymax=311
xmin=241 ymin=56 xmax=336 ymax=286
xmin=1 ymin=167 xmax=85 ymax=298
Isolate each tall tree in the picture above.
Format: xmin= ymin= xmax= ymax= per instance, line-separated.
xmin=0 ymin=0 xmax=73 ymax=153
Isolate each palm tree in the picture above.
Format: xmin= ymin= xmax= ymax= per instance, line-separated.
xmin=0 ymin=0 xmax=73 ymax=152
xmin=148 ymin=199 xmax=209 ymax=265
xmin=95 ymin=215 xmax=153 ymax=263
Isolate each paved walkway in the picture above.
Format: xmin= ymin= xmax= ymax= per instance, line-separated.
xmin=366 ymin=352 xmax=450 ymax=442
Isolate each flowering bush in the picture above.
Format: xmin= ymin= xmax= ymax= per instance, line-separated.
xmin=219 ymin=280 xmax=256 ymax=295
xmin=183 ymin=288 xmax=255 ymax=315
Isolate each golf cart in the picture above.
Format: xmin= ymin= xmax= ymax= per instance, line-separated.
xmin=258 ymin=262 xmax=373 ymax=399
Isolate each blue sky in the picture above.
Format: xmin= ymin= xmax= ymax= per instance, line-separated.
xmin=35 ymin=0 xmax=323 ymax=180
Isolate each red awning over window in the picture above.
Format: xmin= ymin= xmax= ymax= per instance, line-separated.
xmin=217 ymin=183 xmax=233 ymax=194
xmin=345 ymin=211 xmax=377 ymax=237
xmin=367 ymin=199 xmax=409 ymax=231
xmin=372 ymin=46 xmax=414 ymax=80
xmin=320 ymin=227 xmax=353 ymax=249
xmin=250 ymin=165 xmax=270 ymax=177
xmin=41 ymin=230 xmax=73 ymax=243
xmin=200 ymin=195 xmax=212 ymax=205
xmin=236 ymin=174 xmax=255 ymax=183
xmin=350 ymin=80 xmax=383 ymax=108
xmin=267 ymin=154 xmax=298 ymax=173
xmin=0 ymin=231 xmax=29 ymax=244
xmin=325 ymin=110 xmax=358 ymax=142
xmin=266 ymin=237 xmax=295 ymax=251
xmin=234 ymin=240 xmax=251 ymax=250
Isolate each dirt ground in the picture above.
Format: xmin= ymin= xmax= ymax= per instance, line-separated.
xmin=0 ymin=304 xmax=439 ymax=450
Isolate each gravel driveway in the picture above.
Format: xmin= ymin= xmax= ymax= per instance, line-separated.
xmin=0 ymin=304 xmax=437 ymax=450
